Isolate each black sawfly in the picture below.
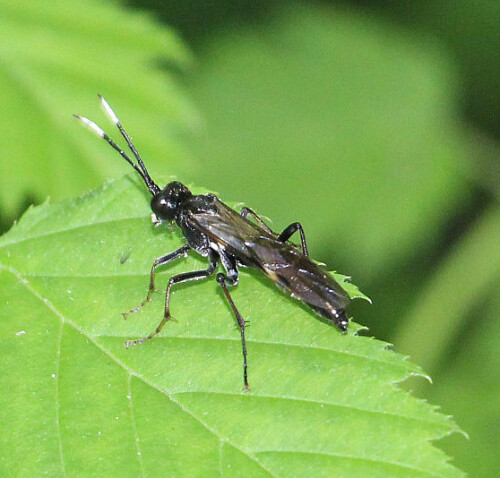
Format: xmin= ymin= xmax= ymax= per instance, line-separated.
xmin=75 ymin=95 xmax=351 ymax=390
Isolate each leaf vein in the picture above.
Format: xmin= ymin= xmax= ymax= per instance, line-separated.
xmin=255 ymin=450 xmax=446 ymax=478
xmin=127 ymin=374 xmax=146 ymax=477
xmin=172 ymin=391 xmax=449 ymax=431
xmin=55 ymin=321 xmax=67 ymax=477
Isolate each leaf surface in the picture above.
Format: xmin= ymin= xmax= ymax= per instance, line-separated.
xmin=0 ymin=178 xmax=463 ymax=477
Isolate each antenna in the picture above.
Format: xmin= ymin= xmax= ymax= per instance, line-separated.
xmin=74 ymin=96 xmax=160 ymax=196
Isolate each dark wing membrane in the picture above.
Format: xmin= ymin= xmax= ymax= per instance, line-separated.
xmin=186 ymin=198 xmax=279 ymax=263
xmin=187 ymin=199 xmax=350 ymax=315
xmin=258 ymin=246 xmax=351 ymax=313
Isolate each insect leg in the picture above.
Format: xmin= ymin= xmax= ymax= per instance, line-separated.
xmin=125 ymin=252 xmax=218 ymax=348
xmin=241 ymin=206 xmax=309 ymax=257
xmin=278 ymin=222 xmax=309 ymax=257
xmin=240 ymin=207 xmax=273 ymax=233
xmin=216 ymin=271 xmax=249 ymax=391
xmin=123 ymin=244 xmax=191 ymax=318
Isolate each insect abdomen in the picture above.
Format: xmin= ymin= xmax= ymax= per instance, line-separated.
xmin=263 ymin=252 xmax=350 ymax=331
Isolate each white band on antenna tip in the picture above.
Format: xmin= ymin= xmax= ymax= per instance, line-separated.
xmin=100 ymin=96 xmax=120 ymax=125
xmin=76 ymin=115 xmax=105 ymax=138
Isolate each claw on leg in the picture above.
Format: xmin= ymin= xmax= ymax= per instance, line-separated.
xmin=123 ymin=314 xmax=173 ymax=348
xmin=122 ymin=296 xmax=152 ymax=319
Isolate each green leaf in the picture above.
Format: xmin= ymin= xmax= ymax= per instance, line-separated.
xmin=0 ymin=0 xmax=196 ymax=217
xmin=0 ymin=177 xmax=463 ymax=476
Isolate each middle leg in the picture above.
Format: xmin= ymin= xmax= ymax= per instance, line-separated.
xmin=240 ymin=206 xmax=273 ymax=233
xmin=216 ymin=261 xmax=249 ymax=390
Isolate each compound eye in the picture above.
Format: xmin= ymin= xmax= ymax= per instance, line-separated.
xmin=150 ymin=194 xmax=163 ymax=214
xmin=151 ymin=194 xmax=174 ymax=220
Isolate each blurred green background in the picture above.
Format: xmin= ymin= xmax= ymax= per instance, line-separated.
xmin=0 ymin=1 xmax=498 ymax=476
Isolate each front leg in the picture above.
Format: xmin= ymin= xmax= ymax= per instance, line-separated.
xmin=125 ymin=251 xmax=218 ymax=348
xmin=123 ymin=243 xmax=191 ymax=318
